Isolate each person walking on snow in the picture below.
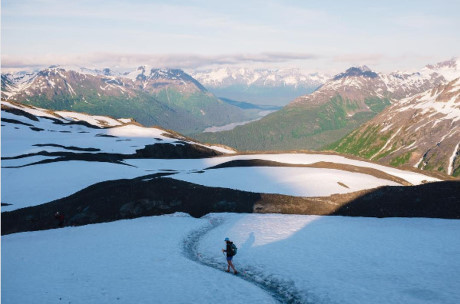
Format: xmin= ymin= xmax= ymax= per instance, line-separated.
xmin=222 ymin=237 xmax=238 ymax=274
xmin=54 ymin=211 xmax=65 ymax=228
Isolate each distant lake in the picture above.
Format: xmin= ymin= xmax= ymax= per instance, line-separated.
xmin=203 ymin=110 xmax=276 ymax=132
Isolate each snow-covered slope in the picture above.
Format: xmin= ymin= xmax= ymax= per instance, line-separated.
xmin=1 ymin=100 xmax=233 ymax=158
xmin=3 ymin=213 xmax=460 ymax=304
xmin=2 ymin=152 xmax=439 ymax=211
xmin=1 ymin=72 xmax=38 ymax=99
xmin=1 ymin=214 xmax=276 ymax=304
xmin=200 ymin=213 xmax=460 ymax=304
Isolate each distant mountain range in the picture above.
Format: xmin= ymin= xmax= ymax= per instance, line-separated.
xmin=195 ymin=59 xmax=460 ymax=159
xmin=190 ymin=68 xmax=330 ymax=106
xmin=1 ymin=66 xmax=257 ymax=134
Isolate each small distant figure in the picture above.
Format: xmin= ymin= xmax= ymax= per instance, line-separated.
xmin=54 ymin=211 xmax=65 ymax=227
xmin=222 ymin=237 xmax=238 ymax=275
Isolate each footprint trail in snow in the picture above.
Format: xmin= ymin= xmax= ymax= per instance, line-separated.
xmin=182 ymin=216 xmax=314 ymax=304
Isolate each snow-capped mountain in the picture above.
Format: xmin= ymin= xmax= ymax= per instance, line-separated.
xmin=380 ymin=58 xmax=460 ymax=99
xmin=331 ymin=78 xmax=460 ymax=176
xmin=189 ymin=68 xmax=330 ymax=106
xmin=196 ymin=59 xmax=460 ymax=155
xmin=292 ymin=65 xmax=388 ymax=107
xmin=1 ymin=65 xmax=208 ymax=100
xmin=191 ymin=67 xmax=329 ymax=88
xmin=123 ymin=66 xmax=208 ymax=93
xmin=189 ymin=59 xmax=460 ymax=106
xmin=1 ymin=66 xmax=255 ymax=134
xmin=295 ymin=58 xmax=460 ymax=106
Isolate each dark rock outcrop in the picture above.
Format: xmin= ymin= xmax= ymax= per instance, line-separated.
xmin=331 ymin=181 xmax=460 ymax=218
xmin=2 ymin=177 xmax=459 ymax=235
xmin=1 ymin=176 xmax=260 ymax=235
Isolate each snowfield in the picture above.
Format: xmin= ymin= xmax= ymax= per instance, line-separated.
xmin=2 ymin=153 xmax=436 ymax=211
xmin=166 ymin=153 xmax=439 ymax=185
xmin=200 ymin=214 xmax=460 ymax=304
xmin=172 ymin=166 xmax=401 ymax=197
xmin=2 ymin=214 xmax=275 ymax=304
xmin=1 ymin=100 xmax=235 ymax=158
xmin=3 ymin=213 xmax=460 ymax=304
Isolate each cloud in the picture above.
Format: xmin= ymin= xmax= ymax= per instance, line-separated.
xmin=332 ymin=54 xmax=385 ymax=65
xmin=1 ymin=52 xmax=319 ymax=70
xmin=393 ymin=14 xmax=455 ymax=29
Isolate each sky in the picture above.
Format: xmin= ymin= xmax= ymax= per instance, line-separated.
xmin=2 ymin=0 xmax=460 ymax=73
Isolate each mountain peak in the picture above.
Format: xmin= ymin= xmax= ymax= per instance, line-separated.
xmin=425 ymin=58 xmax=459 ymax=70
xmin=333 ymin=66 xmax=378 ymax=80
xmin=150 ymin=68 xmax=185 ymax=79
xmin=358 ymin=65 xmax=372 ymax=72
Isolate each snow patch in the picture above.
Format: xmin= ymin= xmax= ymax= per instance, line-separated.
xmin=371 ymin=127 xmax=401 ymax=160
xmin=448 ymin=142 xmax=460 ymax=175
xmin=172 ymin=166 xmax=401 ymax=197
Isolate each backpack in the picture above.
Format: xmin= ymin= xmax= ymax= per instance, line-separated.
xmin=230 ymin=243 xmax=238 ymax=256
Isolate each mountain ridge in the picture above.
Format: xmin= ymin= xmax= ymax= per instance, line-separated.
xmin=1 ymin=66 xmax=256 ymax=134
xmin=189 ymin=67 xmax=330 ymax=106
xmin=329 ymin=78 xmax=460 ymax=176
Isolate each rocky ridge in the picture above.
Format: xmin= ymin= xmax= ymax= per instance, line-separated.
xmin=330 ymin=78 xmax=460 ymax=176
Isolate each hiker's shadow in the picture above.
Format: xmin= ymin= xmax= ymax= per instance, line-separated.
xmin=240 ymin=232 xmax=255 ymax=253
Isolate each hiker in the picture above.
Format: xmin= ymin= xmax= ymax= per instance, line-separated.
xmin=222 ymin=237 xmax=238 ymax=274
xmin=54 ymin=211 xmax=65 ymax=227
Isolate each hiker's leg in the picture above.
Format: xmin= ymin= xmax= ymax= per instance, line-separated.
xmin=226 ymin=260 xmax=230 ymax=271
xmin=228 ymin=260 xmax=236 ymax=272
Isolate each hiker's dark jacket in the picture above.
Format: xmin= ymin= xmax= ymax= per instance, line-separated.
xmin=225 ymin=242 xmax=234 ymax=257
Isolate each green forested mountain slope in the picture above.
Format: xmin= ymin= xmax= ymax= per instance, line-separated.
xmin=1 ymin=67 xmax=252 ymax=134
xmin=195 ymin=67 xmax=393 ymax=151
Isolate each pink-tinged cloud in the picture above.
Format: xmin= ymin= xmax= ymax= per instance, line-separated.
xmin=1 ymin=52 xmax=319 ymax=70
